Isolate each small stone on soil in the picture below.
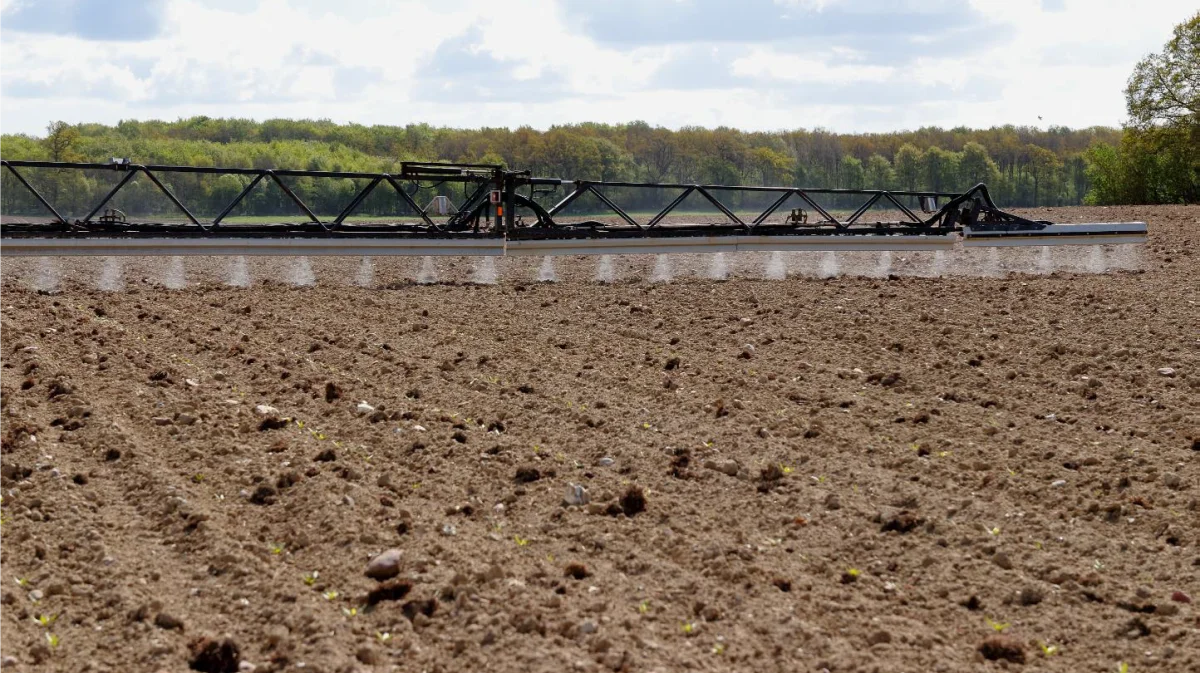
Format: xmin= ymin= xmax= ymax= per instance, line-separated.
xmin=154 ymin=612 xmax=185 ymax=631
xmin=564 ymin=483 xmax=590 ymax=507
xmin=703 ymin=459 xmax=739 ymax=477
xmin=365 ymin=548 xmax=403 ymax=580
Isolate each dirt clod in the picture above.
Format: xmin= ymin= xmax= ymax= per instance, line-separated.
xmin=978 ymin=636 xmax=1025 ymax=664
xmin=249 ymin=485 xmax=277 ymax=505
xmin=258 ymin=416 xmax=288 ymax=431
xmin=188 ymin=637 xmax=240 ymax=673
xmin=880 ymin=510 xmax=923 ymax=534
xmin=564 ymin=562 xmax=590 ymax=580
xmin=514 ymin=466 xmax=541 ymax=483
xmin=619 ymin=486 xmax=646 ymax=517
xmin=367 ymin=579 xmax=413 ymax=605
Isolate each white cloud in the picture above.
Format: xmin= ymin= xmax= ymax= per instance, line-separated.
xmin=0 ymin=0 xmax=1195 ymax=135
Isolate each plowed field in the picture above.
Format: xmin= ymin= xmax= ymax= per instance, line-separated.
xmin=1 ymin=205 xmax=1197 ymax=673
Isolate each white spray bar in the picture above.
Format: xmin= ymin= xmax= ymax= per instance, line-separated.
xmin=962 ymin=222 xmax=1146 ymax=247
xmin=0 ymin=236 xmax=506 ymax=257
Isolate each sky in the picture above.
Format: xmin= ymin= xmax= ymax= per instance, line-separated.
xmin=0 ymin=0 xmax=1194 ymax=137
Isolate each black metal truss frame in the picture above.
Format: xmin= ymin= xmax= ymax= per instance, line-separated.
xmin=0 ymin=160 xmax=507 ymax=232
xmin=545 ymin=180 xmax=961 ymax=231
xmin=1 ymin=159 xmax=1048 ymax=240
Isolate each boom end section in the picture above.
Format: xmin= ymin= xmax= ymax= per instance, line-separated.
xmin=962 ymin=222 xmax=1147 ymax=247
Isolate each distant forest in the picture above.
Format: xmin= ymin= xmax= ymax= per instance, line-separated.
xmin=0 ymin=119 xmax=1140 ymax=218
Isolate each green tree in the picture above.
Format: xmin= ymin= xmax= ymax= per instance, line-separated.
xmin=1027 ymin=145 xmax=1061 ymax=206
xmin=1124 ymin=12 xmax=1199 ymax=202
xmin=959 ymin=142 xmax=999 ymax=186
xmin=749 ymin=146 xmax=794 ymax=185
xmin=1126 ymin=13 xmax=1199 ymax=130
xmin=45 ymin=121 xmax=82 ymax=162
xmin=864 ymin=154 xmax=893 ymax=190
xmin=839 ymin=155 xmax=864 ymax=190
xmin=922 ymin=146 xmax=958 ymax=192
xmin=894 ymin=143 xmax=923 ymax=190
xmin=43 ymin=121 xmax=84 ymax=207
xmin=1083 ymin=142 xmax=1125 ymax=204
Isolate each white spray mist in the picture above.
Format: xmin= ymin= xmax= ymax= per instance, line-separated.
xmin=472 ymin=257 xmax=498 ymax=284
xmin=417 ymin=256 xmax=438 ymax=284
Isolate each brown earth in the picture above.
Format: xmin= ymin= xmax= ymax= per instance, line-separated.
xmin=0 ymin=204 xmax=1197 ymax=673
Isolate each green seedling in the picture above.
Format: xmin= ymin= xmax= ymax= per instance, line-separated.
xmin=33 ymin=613 xmax=57 ymax=627
xmin=376 ymin=631 xmax=392 ymax=643
xmin=680 ymin=621 xmax=696 ymax=635
xmin=192 ymin=473 xmax=205 ymax=483
xmin=845 ymin=568 xmax=861 ymax=579
xmin=302 ymin=571 xmax=319 ymax=586
xmin=513 ymin=535 xmax=530 ymax=547
xmin=1037 ymin=641 xmax=1061 ymax=657
xmin=45 ymin=632 xmax=60 ymax=648
xmin=637 ymin=599 xmax=651 ymax=614
xmin=322 ymin=590 xmax=339 ymax=601
xmin=1117 ymin=663 xmax=1130 ymax=673
xmin=779 ymin=464 xmax=794 ymax=475
xmin=986 ymin=618 xmax=1010 ymax=633
xmin=269 ymin=543 xmax=284 ymax=555
xmin=14 ymin=577 xmax=29 ymax=588
xmin=988 ymin=526 xmax=1001 ymax=536
xmin=712 ymin=642 xmax=726 ymax=655
xmin=342 ymin=606 xmax=359 ymax=617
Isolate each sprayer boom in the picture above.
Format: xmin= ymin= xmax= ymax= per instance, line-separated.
xmin=0 ymin=160 xmax=1146 ymax=256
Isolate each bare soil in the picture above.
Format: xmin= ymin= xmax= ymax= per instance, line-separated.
xmin=1 ymin=205 xmax=1197 ymax=673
